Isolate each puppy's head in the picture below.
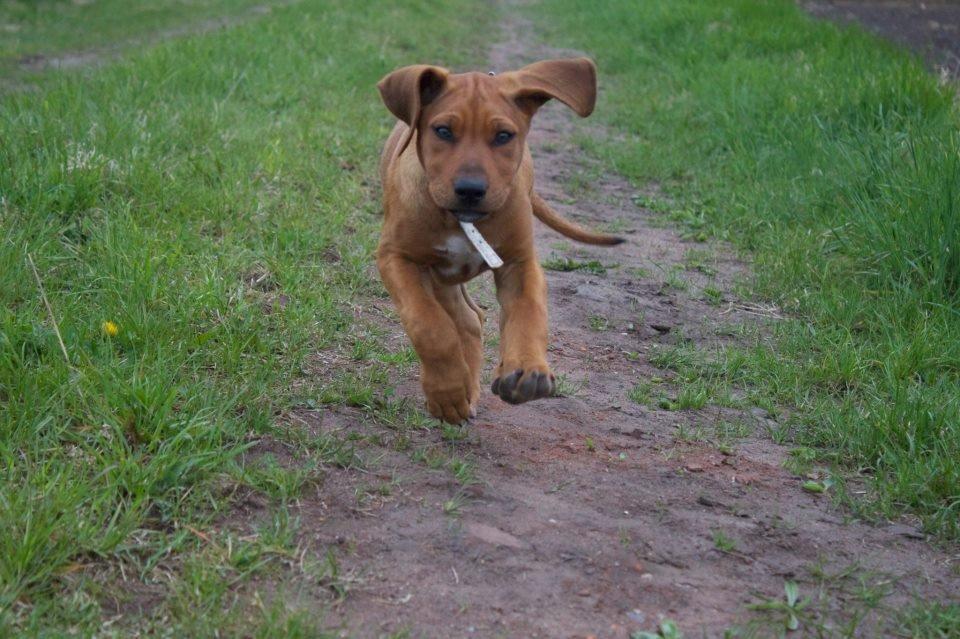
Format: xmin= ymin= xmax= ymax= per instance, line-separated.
xmin=377 ymin=58 xmax=596 ymax=222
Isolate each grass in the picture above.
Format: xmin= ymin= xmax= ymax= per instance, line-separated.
xmin=0 ymin=0 xmax=284 ymax=87
xmin=542 ymin=255 xmax=610 ymax=275
xmin=734 ymin=561 xmax=960 ymax=638
xmin=4 ymin=0 xmax=959 ymax=634
xmin=588 ymin=314 xmax=609 ymax=331
xmin=712 ymin=529 xmax=737 ymax=553
xmin=536 ymin=0 xmax=960 ymax=540
xmin=0 ymin=0 xmax=272 ymax=76
xmin=0 ymin=0 xmax=488 ymax=635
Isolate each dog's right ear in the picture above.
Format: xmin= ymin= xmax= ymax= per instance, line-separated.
xmin=377 ymin=65 xmax=449 ymax=156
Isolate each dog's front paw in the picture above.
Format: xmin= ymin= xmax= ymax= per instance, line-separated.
xmin=491 ymin=363 xmax=555 ymax=405
xmin=423 ymin=374 xmax=476 ymax=424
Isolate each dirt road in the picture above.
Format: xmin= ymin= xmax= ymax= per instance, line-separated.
xmin=263 ymin=10 xmax=960 ymax=638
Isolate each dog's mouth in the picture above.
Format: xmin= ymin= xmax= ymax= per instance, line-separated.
xmin=448 ymin=209 xmax=487 ymax=223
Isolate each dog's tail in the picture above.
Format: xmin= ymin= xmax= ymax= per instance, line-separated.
xmin=531 ymin=192 xmax=625 ymax=246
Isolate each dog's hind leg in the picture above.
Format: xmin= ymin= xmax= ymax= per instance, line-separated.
xmin=461 ymin=285 xmax=485 ymax=326
xmin=460 ymin=285 xmax=485 ymax=416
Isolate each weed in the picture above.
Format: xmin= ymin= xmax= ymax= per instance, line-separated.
xmin=664 ymin=269 xmax=690 ymax=292
xmin=588 ymin=314 xmax=610 ymax=331
xmin=542 ymin=256 xmax=610 ymax=275
xmin=747 ymin=581 xmax=809 ymax=633
xmin=712 ymin=530 xmax=737 ymax=553
xmin=554 ymin=373 xmax=586 ymax=398
xmin=703 ymin=286 xmax=723 ymax=306
xmin=628 ymin=380 xmax=654 ymax=404
xmin=675 ymin=382 xmax=709 ymax=410
xmin=448 ymin=458 xmax=477 ymax=487
xmin=632 ymin=619 xmax=683 ymax=639
xmin=649 ymin=345 xmax=698 ymax=371
xmin=441 ymin=422 xmax=470 ymax=443
xmin=894 ymin=602 xmax=960 ymax=637
xmin=684 ymin=248 xmax=717 ymax=276
xmin=442 ymin=493 xmax=466 ymax=517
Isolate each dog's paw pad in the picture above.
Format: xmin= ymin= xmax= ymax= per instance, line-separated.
xmin=491 ymin=368 xmax=554 ymax=404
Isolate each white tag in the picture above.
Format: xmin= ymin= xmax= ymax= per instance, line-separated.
xmin=459 ymin=221 xmax=504 ymax=269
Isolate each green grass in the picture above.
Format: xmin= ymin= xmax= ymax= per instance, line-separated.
xmin=0 ymin=0 xmax=272 ymax=74
xmin=542 ymin=255 xmax=610 ymax=275
xmin=0 ymin=0 xmax=488 ymax=634
xmin=4 ymin=0 xmax=959 ymax=634
xmin=536 ymin=0 xmax=960 ymax=540
xmin=712 ymin=529 xmax=737 ymax=553
xmin=735 ymin=561 xmax=960 ymax=638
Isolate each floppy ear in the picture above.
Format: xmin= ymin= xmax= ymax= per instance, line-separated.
xmin=506 ymin=57 xmax=597 ymax=117
xmin=377 ymin=64 xmax=449 ymax=156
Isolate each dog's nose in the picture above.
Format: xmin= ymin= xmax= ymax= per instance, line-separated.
xmin=454 ymin=177 xmax=487 ymax=206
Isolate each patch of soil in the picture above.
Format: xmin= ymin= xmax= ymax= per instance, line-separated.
xmin=242 ymin=8 xmax=959 ymax=638
xmin=804 ymin=0 xmax=960 ymax=77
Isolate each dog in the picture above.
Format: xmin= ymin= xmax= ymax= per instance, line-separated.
xmin=376 ymin=57 xmax=623 ymax=424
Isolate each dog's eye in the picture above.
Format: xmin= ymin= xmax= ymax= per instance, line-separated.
xmin=493 ymin=131 xmax=515 ymax=146
xmin=433 ymin=126 xmax=454 ymax=141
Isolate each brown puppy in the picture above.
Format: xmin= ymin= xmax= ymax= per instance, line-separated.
xmin=376 ymin=58 xmax=622 ymax=424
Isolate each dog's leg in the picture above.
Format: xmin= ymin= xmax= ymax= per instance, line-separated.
xmin=491 ymin=259 xmax=556 ymax=404
xmin=377 ymin=252 xmax=476 ymax=423
xmin=432 ymin=284 xmax=485 ymax=417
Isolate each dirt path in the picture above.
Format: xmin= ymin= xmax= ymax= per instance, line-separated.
xmin=266 ymin=9 xmax=959 ymax=638
xmin=804 ymin=0 xmax=960 ymax=78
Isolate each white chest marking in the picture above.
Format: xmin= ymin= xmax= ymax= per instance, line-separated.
xmin=435 ymin=234 xmax=485 ymax=279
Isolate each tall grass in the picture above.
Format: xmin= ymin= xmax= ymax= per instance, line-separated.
xmin=537 ymin=0 xmax=960 ymax=537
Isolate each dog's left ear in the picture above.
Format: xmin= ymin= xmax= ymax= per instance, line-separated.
xmin=505 ymin=57 xmax=597 ymax=118
xmin=377 ymin=64 xmax=450 ymax=156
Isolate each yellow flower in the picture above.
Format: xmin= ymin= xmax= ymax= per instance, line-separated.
xmin=101 ymin=320 xmax=119 ymax=337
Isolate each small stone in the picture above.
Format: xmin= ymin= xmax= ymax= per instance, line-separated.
xmin=626 ymin=609 xmax=645 ymax=623
xmin=465 ymin=522 xmax=526 ymax=549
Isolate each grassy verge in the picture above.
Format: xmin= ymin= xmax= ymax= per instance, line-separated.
xmin=0 ymin=0 xmax=487 ymax=635
xmin=534 ymin=0 xmax=960 ymax=541
xmin=0 ymin=0 xmax=273 ymax=73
